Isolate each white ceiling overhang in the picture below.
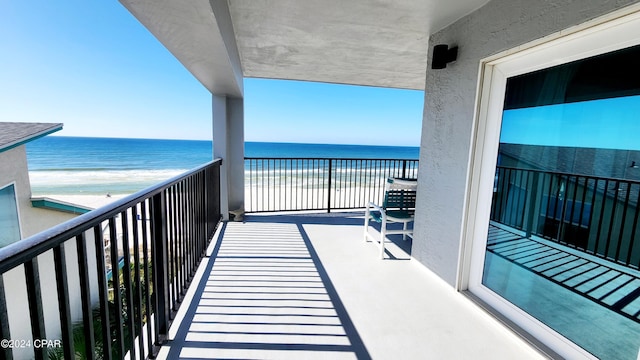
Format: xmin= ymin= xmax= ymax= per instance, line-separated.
xmin=120 ymin=0 xmax=489 ymax=93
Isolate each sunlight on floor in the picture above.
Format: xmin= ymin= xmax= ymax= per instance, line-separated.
xmin=162 ymin=222 xmax=364 ymax=359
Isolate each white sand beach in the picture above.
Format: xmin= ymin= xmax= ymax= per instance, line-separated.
xmin=40 ymin=182 xmax=387 ymax=214
xmin=46 ymin=189 xmax=330 ymax=213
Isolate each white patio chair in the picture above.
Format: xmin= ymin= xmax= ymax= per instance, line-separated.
xmin=364 ymin=177 xmax=417 ymax=259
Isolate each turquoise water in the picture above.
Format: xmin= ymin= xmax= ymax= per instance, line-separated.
xmin=26 ymin=136 xmax=419 ymax=195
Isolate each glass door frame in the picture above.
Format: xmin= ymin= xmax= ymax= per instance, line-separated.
xmin=462 ymin=6 xmax=640 ymax=359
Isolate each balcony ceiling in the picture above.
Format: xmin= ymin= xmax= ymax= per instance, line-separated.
xmin=120 ymin=0 xmax=489 ymax=95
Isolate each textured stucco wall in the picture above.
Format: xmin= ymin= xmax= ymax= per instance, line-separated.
xmin=412 ymin=0 xmax=640 ymax=287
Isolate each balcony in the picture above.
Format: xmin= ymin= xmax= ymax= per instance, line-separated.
xmin=3 ymin=157 xmax=639 ymax=359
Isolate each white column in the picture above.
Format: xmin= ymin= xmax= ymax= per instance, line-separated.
xmin=227 ymin=97 xmax=245 ymax=212
xmin=212 ymin=94 xmax=244 ymax=220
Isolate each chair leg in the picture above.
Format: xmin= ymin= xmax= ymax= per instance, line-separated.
xmin=403 ymin=221 xmax=407 ymax=241
xmin=364 ymin=206 xmax=370 ymax=242
xmin=380 ymin=216 xmax=386 ymax=259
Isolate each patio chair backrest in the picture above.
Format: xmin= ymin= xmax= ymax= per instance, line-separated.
xmin=383 ymin=178 xmax=417 ymax=210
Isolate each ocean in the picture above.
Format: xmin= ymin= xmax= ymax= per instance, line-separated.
xmin=26 ymin=136 xmax=419 ymax=195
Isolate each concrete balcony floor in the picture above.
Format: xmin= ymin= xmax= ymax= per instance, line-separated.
xmin=156 ymin=212 xmax=545 ymax=359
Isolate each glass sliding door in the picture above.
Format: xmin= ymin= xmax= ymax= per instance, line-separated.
xmin=468 ymin=10 xmax=640 ymax=360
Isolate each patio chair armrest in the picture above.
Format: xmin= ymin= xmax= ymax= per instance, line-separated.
xmin=367 ymin=202 xmax=384 ymax=212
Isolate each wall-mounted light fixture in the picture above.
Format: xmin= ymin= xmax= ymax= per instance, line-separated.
xmin=431 ymin=44 xmax=458 ymax=69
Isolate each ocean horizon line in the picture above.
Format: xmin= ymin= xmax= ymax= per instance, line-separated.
xmin=46 ymin=135 xmax=420 ymax=149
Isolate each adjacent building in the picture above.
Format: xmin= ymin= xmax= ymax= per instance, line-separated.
xmin=0 ymin=122 xmax=91 ymax=248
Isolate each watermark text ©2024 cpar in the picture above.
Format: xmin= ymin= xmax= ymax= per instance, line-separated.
xmin=1 ymin=339 xmax=62 ymax=349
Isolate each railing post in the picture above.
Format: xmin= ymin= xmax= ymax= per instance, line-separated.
xmin=93 ymin=226 xmax=112 ymax=360
xmin=524 ymin=171 xmax=541 ymax=238
xmin=24 ymin=259 xmax=46 ymax=360
xmin=402 ymin=160 xmax=407 ymax=179
xmin=327 ymin=159 xmax=333 ymax=213
xmin=151 ymin=191 xmax=170 ymax=343
xmin=0 ymin=275 xmax=11 ymax=360
xmin=214 ymin=162 xmax=222 ymax=230
xmin=556 ymin=176 xmax=568 ymax=242
xmin=76 ymin=234 xmax=96 ymax=360
xmin=53 ymin=245 xmax=74 ymax=360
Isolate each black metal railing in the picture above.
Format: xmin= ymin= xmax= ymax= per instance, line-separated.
xmin=245 ymin=158 xmax=419 ymax=213
xmin=492 ymin=165 xmax=640 ymax=268
xmin=0 ymin=159 xmax=221 ymax=360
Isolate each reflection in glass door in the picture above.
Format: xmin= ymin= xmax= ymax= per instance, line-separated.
xmin=481 ymin=44 xmax=640 ymax=359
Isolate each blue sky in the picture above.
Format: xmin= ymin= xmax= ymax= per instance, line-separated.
xmin=501 ymin=95 xmax=640 ymax=151
xmin=0 ymin=1 xmax=424 ymax=146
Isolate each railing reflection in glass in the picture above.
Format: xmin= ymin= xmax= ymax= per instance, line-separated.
xmin=491 ymin=165 xmax=640 ymax=268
